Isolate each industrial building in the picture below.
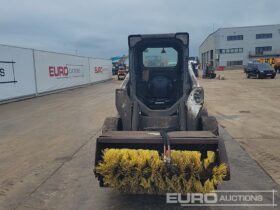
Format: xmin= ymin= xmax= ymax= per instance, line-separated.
xmin=199 ymin=24 xmax=280 ymax=69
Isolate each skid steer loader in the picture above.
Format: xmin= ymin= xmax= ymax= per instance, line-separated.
xmin=94 ymin=33 xmax=230 ymax=194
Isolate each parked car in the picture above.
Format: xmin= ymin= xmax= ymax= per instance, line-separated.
xmin=244 ymin=61 xmax=260 ymax=73
xmin=244 ymin=62 xmax=276 ymax=79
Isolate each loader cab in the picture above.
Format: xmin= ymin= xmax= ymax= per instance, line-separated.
xmin=129 ymin=33 xmax=189 ymax=110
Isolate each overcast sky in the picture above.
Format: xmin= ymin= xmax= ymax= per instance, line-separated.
xmin=0 ymin=0 xmax=279 ymax=58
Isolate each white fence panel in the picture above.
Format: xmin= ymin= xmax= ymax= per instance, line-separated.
xmin=34 ymin=51 xmax=90 ymax=93
xmin=0 ymin=45 xmax=36 ymax=101
xmin=89 ymin=58 xmax=112 ymax=83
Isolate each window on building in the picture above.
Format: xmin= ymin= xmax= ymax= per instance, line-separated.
xmin=227 ymin=35 xmax=243 ymax=41
xmin=210 ymin=50 xmax=213 ymax=59
xmin=256 ymin=33 xmax=272 ymax=39
xmin=219 ymin=48 xmax=243 ymax=54
xmin=255 ymin=46 xmax=272 ymax=55
xmin=227 ymin=60 xmax=243 ymax=66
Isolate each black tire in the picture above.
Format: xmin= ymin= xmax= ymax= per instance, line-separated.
xmin=117 ymin=76 xmax=121 ymax=80
xmin=257 ymin=73 xmax=261 ymax=79
xmin=201 ymin=116 xmax=219 ymax=136
xmin=271 ymin=75 xmax=275 ymax=79
xmin=102 ymin=117 xmax=122 ymax=133
xmin=246 ymin=73 xmax=250 ymax=79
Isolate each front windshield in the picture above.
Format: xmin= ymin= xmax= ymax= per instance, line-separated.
xmin=259 ymin=63 xmax=273 ymax=70
xmin=143 ymin=47 xmax=178 ymax=67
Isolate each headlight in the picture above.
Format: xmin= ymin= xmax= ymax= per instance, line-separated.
xmin=193 ymin=87 xmax=204 ymax=104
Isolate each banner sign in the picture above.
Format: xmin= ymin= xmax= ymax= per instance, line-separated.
xmin=0 ymin=61 xmax=17 ymax=84
xmin=34 ymin=51 xmax=90 ymax=93
xmin=0 ymin=45 xmax=112 ymax=102
xmin=0 ymin=45 xmax=36 ymax=101
xmin=89 ymin=58 xmax=112 ymax=83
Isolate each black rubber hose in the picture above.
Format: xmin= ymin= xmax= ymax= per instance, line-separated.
xmin=160 ymin=130 xmax=168 ymax=147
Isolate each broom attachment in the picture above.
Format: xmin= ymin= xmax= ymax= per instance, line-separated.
xmin=94 ymin=131 xmax=230 ymax=194
xmin=95 ymin=149 xmax=228 ymax=194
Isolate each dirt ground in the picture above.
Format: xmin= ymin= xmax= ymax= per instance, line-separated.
xmin=0 ymin=71 xmax=279 ymax=210
xmin=199 ymin=69 xmax=280 ymax=185
xmin=0 ymin=81 xmax=119 ymax=210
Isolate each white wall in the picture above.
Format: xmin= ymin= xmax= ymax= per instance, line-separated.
xmin=34 ymin=51 xmax=90 ymax=93
xmin=199 ymin=34 xmax=216 ymax=69
xmin=0 ymin=45 xmax=112 ymax=102
xmin=0 ymin=45 xmax=36 ymax=101
xmin=89 ymin=58 xmax=112 ymax=83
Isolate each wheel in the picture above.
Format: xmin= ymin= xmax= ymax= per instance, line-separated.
xmin=271 ymin=75 xmax=275 ymax=79
xmin=246 ymin=73 xmax=250 ymax=79
xmin=102 ymin=117 xmax=122 ymax=133
xmin=257 ymin=73 xmax=261 ymax=79
xmin=117 ymin=76 xmax=121 ymax=80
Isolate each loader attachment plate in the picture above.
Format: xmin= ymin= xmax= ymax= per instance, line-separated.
xmin=94 ymin=131 xmax=230 ymax=187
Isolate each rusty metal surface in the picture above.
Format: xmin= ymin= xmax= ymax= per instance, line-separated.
xmin=138 ymin=115 xmax=179 ymax=131
xmin=100 ymin=131 xmax=216 ymax=138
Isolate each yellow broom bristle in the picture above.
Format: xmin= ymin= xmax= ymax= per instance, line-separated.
xmin=95 ymin=149 xmax=228 ymax=194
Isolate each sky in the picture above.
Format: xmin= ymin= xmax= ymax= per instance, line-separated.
xmin=0 ymin=0 xmax=279 ymax=59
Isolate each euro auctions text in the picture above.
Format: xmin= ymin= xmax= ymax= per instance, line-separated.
xmin=166 ymin=190 xmax=278 ymax=207
xmin=48 ymin=65 xmax=83 ymax=78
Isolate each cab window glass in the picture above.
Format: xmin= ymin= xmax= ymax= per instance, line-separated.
xmin=143 ymin=47 xmax=178 ymax=67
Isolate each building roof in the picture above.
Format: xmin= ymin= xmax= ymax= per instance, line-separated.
xmin=199 ymin=23 xmax=280 ymax=48
xmin=217 ymin=23 xmax=280 ymax=31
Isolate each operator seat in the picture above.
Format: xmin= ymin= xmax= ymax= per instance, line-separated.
xmin=148 ymin=75 xmax=173 ymax=99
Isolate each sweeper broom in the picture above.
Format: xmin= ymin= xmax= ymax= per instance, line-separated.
xmin=94 ymin=33 xmax=230 ymax=194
